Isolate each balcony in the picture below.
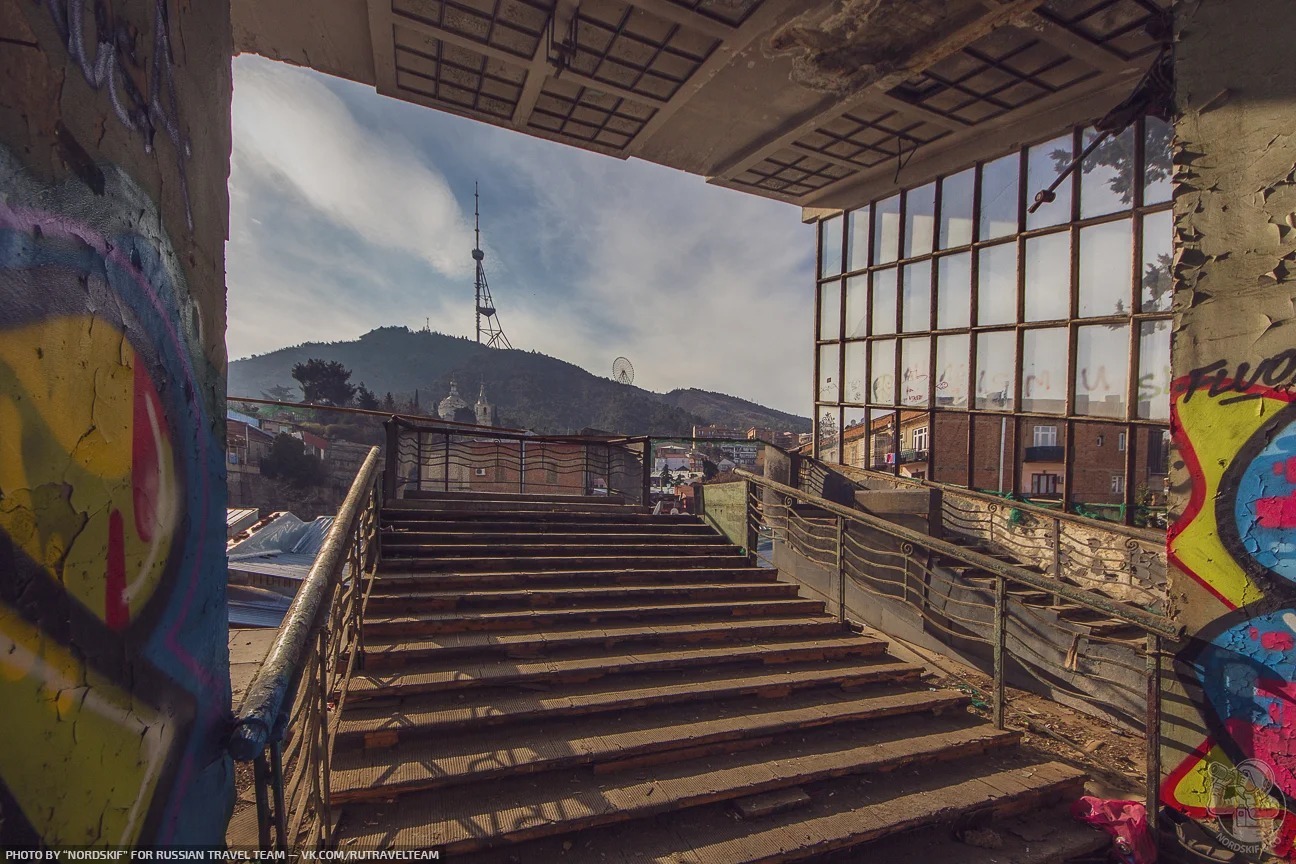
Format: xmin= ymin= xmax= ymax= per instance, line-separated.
xmin=1023 ymin=446 xmax=1065 ymax=463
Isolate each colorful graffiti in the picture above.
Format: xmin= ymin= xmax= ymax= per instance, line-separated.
xmin=0 ymin=148 xmax=228 ymax=844
xmin=1164 ymin=375 xmax=1296 ymax=858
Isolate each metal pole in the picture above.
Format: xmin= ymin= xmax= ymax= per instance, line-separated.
xmin=997 ymin=415 xmax=1006 ymax=494
xmin=253 ymin=752 xmax=272 ymax=850
xmin=1145 ymin=633 xmax=1162 ymax=832
xmin=270 ymin=739 xmax=288 ymax=851
xmin=745 ymin=479 xmax=760 ymax=563
xmin=520 ymin=440 xmax=526 ymax=493
xmin=836 ymin=515 xmax=846 ymax=624
xmin=383 ymin=420 xmax=397 ymax=501
xmin=443 ymin=431 xmax=450 ymax=492
xmin=641 ymin=438 xmax=652 ymax=507
xmin=993 ymin=576 xmax=1007 ymax=729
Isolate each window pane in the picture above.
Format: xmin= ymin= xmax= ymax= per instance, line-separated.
xmin=1138 ymin=319 xmax=1171 ymax=421
xmin=1021 ymin=420 xmax=1064 ymax=500
xmin=847 ymin=207 xmax=871 ymax=272
xmin=1081 ymin=124 xmax=1136 ymax=219
xmin=973 ymin=413 xmax=1016 ymax=493
xmin=818 ymin=405 xmax=840 ymax=462
xmin=818 ymin=342 xmax=840 ymax=402
xmin=976 ymin=330 xmax=1016 ymax=410
xmin=870 ymin=408 xmax=896 ymax=470
xmin=906 ymin=182 xmax=936 ymax=258
xmin=1069 ymin=421 xmax=1128 ymax=519
xmin=977 ymin=242 xmax=1018 ymax=326
xmin=844 ymin=341 xmax=867 ymax=403
xmin=1079 ymin=218 xmax=1132 ymax=317
xmin=940 ymin=168 xmax=975 ymax=249
xmin=1027 ymin=134 xmax=1073 ymax=230
xmin=1144 ymin=116 xmax=1172 ymax=206
xmin=819 ymin=215 xmax=843 ymax=278
xmin=936 ymin=334 xmax=970 ymax=409
xmin=901 ymin=337 xmax=931 ymax=407
xmin=1075 ymin=324 xmax=1130 ymax=418
xmin=1141 ymin=210 xmax=1173 ymax=313
xmin=902 ymin=259 xmax=932 ymax=332
xmin=1134 ymin=427 xmax=1171 ymax=528
xmin=979 ymin=153 xmax=1019 ymax=240
xmin=931 ymin=412 xmax=970 ymax=485
xmin=899 ymin=410 xmax=929 ymax=477
xmin=1024 ymin=231 xmax=1071 ymax=321
xmin=937 ymin=252 xmax=971 ymax=329
xmin=842 ymin=407 xmax=868 ymax=468
xmin=871 ymin=339 xmax=896 ymax=404
xmin=874 ymin=194 xmax=901 ymax=265
xmin=872 ymin=267 xmax=898 ymax=335
xmin=1022 ymin=327 xmax=1068 ymax=414
xmin=845 ymin=275 xmax=869 ymax=338
xmin=818 ymin=280 xmax=841 ymax=340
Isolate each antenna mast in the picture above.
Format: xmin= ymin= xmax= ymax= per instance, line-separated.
xmin=473 ymin=182 xmax=512 ymax=349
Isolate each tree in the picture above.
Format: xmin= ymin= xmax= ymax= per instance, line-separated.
xmin=354 ymin=382 xmax=380 ymax=411
xmin=261 ymin=433 xmax=326 ymax=486
xmin=659 ymin=466 xmax=674 ymax=488
xmin=262 ymin=384 xmax=296 ymax=403
xmin=380 ymin=392 xmax=398 ymax=413
xmin=291 ymin=359 xmax=356 ymax=406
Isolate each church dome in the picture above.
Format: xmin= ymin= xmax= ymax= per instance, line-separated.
xmin=437 ymin=380 xmax=468 ymax=420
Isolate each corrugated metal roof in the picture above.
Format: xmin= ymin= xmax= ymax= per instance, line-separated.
xmin=227 ymin=508 xmax=260 ymax=538
xmin=227 ymin=511 xmax=334 ymax=629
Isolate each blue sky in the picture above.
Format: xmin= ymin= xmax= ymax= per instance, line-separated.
xmin=227 ymin=55 xmax=814 ymax=415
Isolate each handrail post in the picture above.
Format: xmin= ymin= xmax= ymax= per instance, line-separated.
xmin=744 ymin=479 xmax=759 ymax=563
xmin=836 ymin=515 xmax=846 ymax=624
xmin=641 ymin=438 xmax=652 ymax=507
xmin=520 ymin=439 xmax=526 ymax=493
xmin=1145 ymin=633 xmax=1162 ymax=832
xmin=993 ymin=576 xmax=1007 ymax=729
xmin=383 ymin=420 xmax=397 ymax=501
xmin=443 ymin=431 xmax=450 ymax=492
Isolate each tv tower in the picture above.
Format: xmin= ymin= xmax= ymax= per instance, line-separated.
xmin=472 ymin=183 xmax=512 ymax=349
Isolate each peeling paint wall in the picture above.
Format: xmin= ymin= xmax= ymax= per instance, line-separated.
xmin=1163 ymin=0 xmax=1296 ymax=857
xmin=0 ymin=0 xmax=232 ymax=846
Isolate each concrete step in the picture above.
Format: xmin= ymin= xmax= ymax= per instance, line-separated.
xmin=330 ymin=685 xmax=972 ymax=802
xmin=383 ymin=510 xmax=700 ymax=527
xmin=380 ymin=541 xmax=736 ymax=558
xmin=336 ymin=657 xmax=925 ymax=748
xmin=386 ymin=498 xmax=642 ymax=515
xmin=379 ymin=552 xmax=751 ymax=573
xmin=381 ymin=530 xmax=728 ymax=546
xmin=404 ymin=490 xmax=629 ymax=505
xmin=346 ymin=635 xmax=889 ymax=702
xmin=360 ymin=616 xmax=847 ymax=670
xmin=362 ymin=597 xmax=827 ymax=637
xmin=335 ymin=714 xmax=1025 ymax=854
xmin=452 ymin=754 xmax=1088 ymax=864
xmin=366 ymin=566 xmax=777 ymax=594
xmin=365 ymin=581 xmax=800 ymax=613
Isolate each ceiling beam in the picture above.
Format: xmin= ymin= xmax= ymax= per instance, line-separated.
xmin=868 ymin=91 xmax=969 ymax=132
xmin=622 ymin=0 xmax=735 ymax=40
xmin=512 ymin=0 xmax=577 ymax=127
xmin=1014 ymin=11 xmax=1129 ymax=73
xmin=711 ymin=0 xmax=1049 ymax=181
xmin=785 ymin=142 xmax=872 ymax=173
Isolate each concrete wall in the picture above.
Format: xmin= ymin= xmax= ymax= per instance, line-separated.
xmin=0 ymin=0 xmax=232 ymax=846
xmin=1163 ymin=0 xmax=1296 ymax=855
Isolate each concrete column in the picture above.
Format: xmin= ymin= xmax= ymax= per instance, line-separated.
xmin=1164 ymin=0 xmax=1296 ymax=855
xmin=0 ymin=0 xmax=232 ymax=846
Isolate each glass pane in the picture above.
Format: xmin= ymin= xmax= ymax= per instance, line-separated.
xmin=1141 ymin=210 xmax=1173 ymax=312
xmin=818 ymin=280 xmax=841 ymax=340
xmin=847 ymin=206 xmax=871 ymax=272
xmin=1133 ymin=427 xmax=1171 ymax=528
xmin=1079 ymin=218 xmax=1133 ymax=317
xmin=842 ymin=407 xmax=868 ymax=468
xmin=1024 ymin=231 xmax=1071 ymax=321
xmin=1022 ymin=327 xmax=1068 ymax=414
xmin=972 ymin=413 xmax=1016 ymax=493
xmin=872 ymin=267 xmax=898 ymax=335
xmin=870 ymin=339 xmax=896 ymax=404
xmin=844 ymin=341 xmax=867 ymax=403
xmin=870 ymin=408 xmax=896 ymax=471
xmin=1027 ymin=134 xmax=1073 ymax=230
xmin=975 ymin=330 xmax=1016 ymax=410
xmin=819 ymin=215 xmax=843 ymax=278
xmin=905 ymin=182 xmax=936 ymax=258
xmin=1138 ymin=319 xmax=1172 ymax=421
xmin=874 ymin=194 xmax=901 ymax=265
xmin=1020 ymin=420 xmax=1064 ymax=500
xmin=931 ymin=412 xmax=970 ymax=485
xmin=818 ymin=405 xmax=840 ymax=462
xmin=979 ymin=153 xmax=1019 ymax=240
xmin=818 ymin=342 xmax=840 ymax=402
xmin=899 ymin=410 xmax=930 ymax=477
xmin=902 ymin=260 xmax=932 ymax=332
xmin=901 ymin=337 xmax=931 ymax=407
xmin=940 ymin=168 xmax=975 ymax=249
xmin=845 ymin=275 xmax=869 ymax=338
xmin=1069 ymin=421 xmax=1127 ymax=520
xmin=977 ymin=242 xmax=1018 ymax=326
xmin=1143 ymin=116 xmax=1172 ymax=206
xmin=937 ymin=252 xmax=972 ymax=329
xmin=936 ymin=334 xmax=970 ymax=409
xmin=1075 ymin=324 xmax=1130 ymax=418
xmin=1081 ymin=124 xmax=1136 ymax=219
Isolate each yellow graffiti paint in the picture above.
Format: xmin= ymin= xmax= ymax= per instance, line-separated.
xmin=0 ymin=315 xmax=177 ymax=628
xmin=0 ymin=603 xmax=172 ymax=845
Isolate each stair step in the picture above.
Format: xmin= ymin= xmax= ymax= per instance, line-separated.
xmin=454 ymin=755 xmax=1087 ymax=864
xmin=367 ymin=567 xmax=777 ymax=594
xmin=336 ymin=658 xmax=925 ymax=747
xmin=381 ymin=541 xmax=735 ymax=557
xmin=404 ymin=490 xmax=628 ymax=505
xmin=383 ymin=511 xmax=700 ymax=526
xmin=331 ymin=686 xmax=971 ymax=801
xmin=336 ymin=715 xmax=1024 ymax=854
xmin=365 ymin=581 xmax=799 ymax=613
xmin=386 ymin=499 xmax=641 ymax=515
xmin=363 ymin=597 xmax=826 ymax=637
xmin=347 ymin=636 xmax=888 ymax=701
xmin=361 ymin=616 xmax=846 ymax=669
xmin=382 ymin=527 xmax=720 ymax=542
xmin=380 ymin=553 xmax=750 ymax=573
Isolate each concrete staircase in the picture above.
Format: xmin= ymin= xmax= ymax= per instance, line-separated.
xmin=330 ymin=491 xmax=1103 ymax=861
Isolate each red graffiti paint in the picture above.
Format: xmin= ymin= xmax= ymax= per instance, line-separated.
xmin=106 ymin=508 xmax=128 ymax=629
xmin=1262 ymin=631 xmax=1296 ymax=652
xmin=132 ymin=361 xmax=167 ymax=542
xmin=1256 ymin=495 xmax=1296 ymax=529
xmin=1273 ymin=456 xmax=1296 ymax=484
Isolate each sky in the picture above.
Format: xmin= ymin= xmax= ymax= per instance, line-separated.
xmin=227 ymin=55 xmax=815 ymax=416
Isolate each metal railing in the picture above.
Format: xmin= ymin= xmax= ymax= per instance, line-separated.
xmin=229 ymin=446 xmax=382 ymax=851
xmin=385 ymin=416 xmax=650 ymax=503
xmin=727 ymin=467 xmax=1179 ymax=825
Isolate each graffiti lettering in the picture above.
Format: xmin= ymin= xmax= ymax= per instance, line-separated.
xmin=1182 ymin=351 xmax=1296 ymax=404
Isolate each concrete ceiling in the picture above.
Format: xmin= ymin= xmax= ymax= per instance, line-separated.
xmin=233 ymin=0 xmax=1167 ymax=211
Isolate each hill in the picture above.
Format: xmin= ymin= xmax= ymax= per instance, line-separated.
xmin=228 ymin=327 xmax=810 ymax=437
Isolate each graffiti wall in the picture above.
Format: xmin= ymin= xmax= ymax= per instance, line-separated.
xmin=0 ymin=0 xmax=232 ymax=847
xmin=1164 ymin=1 xmax=1296 ymax=859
